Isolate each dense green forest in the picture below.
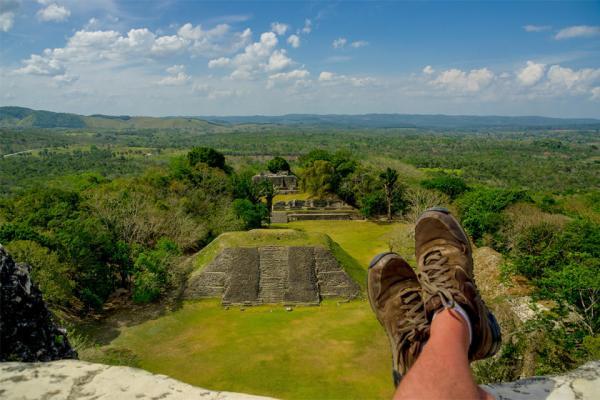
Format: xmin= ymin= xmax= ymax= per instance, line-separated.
xmin=0 ymin=121 xmax=598 ymax=380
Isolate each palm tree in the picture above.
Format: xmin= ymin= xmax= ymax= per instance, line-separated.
xmin=380 ymin=167 xmax=398 ymax=221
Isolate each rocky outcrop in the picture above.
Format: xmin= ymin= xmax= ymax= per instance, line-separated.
xmin=484 ymin=360 xmax=600 ymax=400
xmin=0 ymin=245 xmax=77 ymax=362
xmin=0 ymin=360 xmax=275 ymax=400
xmin=184 ymin=246 xmax=360 ymax=305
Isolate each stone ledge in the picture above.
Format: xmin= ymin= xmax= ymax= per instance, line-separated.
xmin=483 ymin=360 xmax=600 ymax=400
xmin=1 ymin=360 xmax=598 ymax=399
xmin=0 ymin=360 xmax=275 ymax=400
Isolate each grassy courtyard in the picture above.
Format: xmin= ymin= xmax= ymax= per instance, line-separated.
xmin=274 ymin=220 xmax=415 ymax=268
xmin=81 ymin=220 xmax=415 ymax=399
xmin=93 ymin=299 xmax=394 ymax=399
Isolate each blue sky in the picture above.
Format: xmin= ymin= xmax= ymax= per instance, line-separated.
xmin=1 ymin=0 xmax=599 ymax=117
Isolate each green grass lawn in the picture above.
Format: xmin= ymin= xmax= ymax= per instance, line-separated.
xmin=88 ymin=300 xmax=395 ymax=400
xmin=272 ymin=220 xmax=415 ymax=268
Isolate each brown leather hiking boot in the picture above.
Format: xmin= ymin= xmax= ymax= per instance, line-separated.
xmin=368 ymin=252 xmax=430 ymax=386
xmin=415 ymin=207 xmax=501 ymax=361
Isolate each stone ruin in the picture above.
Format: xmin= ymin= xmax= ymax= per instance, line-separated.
xmin=252 ymin=171 xmax=298 ymax=194
xmin=0 ymin=245 xmax=77 ymax=362
xmin=270 ymin=199 xmax=361 ymax=223
xmin=184 ymin=246 xmax=360 ymax=305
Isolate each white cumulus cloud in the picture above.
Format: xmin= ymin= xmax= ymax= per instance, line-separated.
xmin=37 ymin=3 xmax=70 ymax=22
xmin=546 ymin=65 xmax=600 ymax=92
xmin=351 ymin=40 xmax=368 ymax=48
xmin=269 ymin=69 xmax=309 ymax=81
xmin=523 ymin=25 xmax=551 ymax=32
xmin=157 ymin=65 xmax=190 ymax=86
xmin=517 ymin=61 xmax=545 ymax=86
xmin=271 ymin=22 xmax=289 ymax=36
xmin=265 ymin=49 xmax=292 ymax=72
xmin=14 ymin=23 xmax=253 ymax=80
xmin=227 ymin=31 xmax=295 ymax=79
xmin=267 ymin=69 xmax=310 ymax=88
xmin=555 ymin=25 xmax=600 ymax=40
xmin=332 ymin=37 xmax=347 ymax=49
xmin=319 ymin=71 xmax=334 ymax=81
xmin=432 ymin=68 xmax=494 ymax=92
xmin=0 ymin=0 xmax=19 ymax=32
xmin=301 ymin=19 xmax=312 ymax=34
xmin=423 ymin=65 xmax=435 ymax=75
xmin=318 ymin=71 xmax=375 ymax=87
xmin=287 ymin=34 xmax=300 ymax=48
xmin=16 ymin=52 xmax=66 ymax=75
xmin=208 ymin=57 xmax=230 ymax=68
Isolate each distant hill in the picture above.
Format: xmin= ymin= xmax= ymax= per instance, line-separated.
xmin=201 ymin=113 xmax=600 ymax=129
xmin=0 ymin=107 xmax=218 ymax=130
xmin=1 ymin=106 xmax=599 ymax=130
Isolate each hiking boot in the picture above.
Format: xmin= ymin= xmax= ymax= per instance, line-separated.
xmin=368 ymin=252 xmax=430 ymax=386
xmin=415 ymin=207 xmax=501 ymax=361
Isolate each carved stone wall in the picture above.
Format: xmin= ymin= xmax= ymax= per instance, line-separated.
xmin=185 ymin=246 xmax=360 ymax=305
xmin=252 ymin=172 xmax=298 ymax=193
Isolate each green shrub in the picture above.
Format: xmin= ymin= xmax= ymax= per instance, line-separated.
xmin=456 ymin=188 xmax=529 ymax=241
xmin=132 ymin=238 xmax=179 ymax=303
xmin=187 ymin=147 xmax=227 ymax=171
xmin=360 ymin=191 xmax=386 ymax=218
xmin=301 ymin=160 xmax=335 ymax=197
xmin=513 ymin=219 xmax=600 ymax=333
xmin=4 ymin=240 xmax=76 ymax=307
xmin=267 ymin=156 xmax=291 ymax=173
xmin=421 ymin=174 xmax=469 ymax=199
xmin=583 ymin=335 xmax=600 ymax=359
xmin=232 ymin=199 xmax=268 ymax=230
xmin=299 ymin=149 xmax=332 ymax=166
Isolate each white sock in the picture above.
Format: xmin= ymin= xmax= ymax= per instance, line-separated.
xmin=433 ymin=303 xmax=472 ymax=346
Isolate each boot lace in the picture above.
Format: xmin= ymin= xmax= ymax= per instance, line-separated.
xmin=393 ymin=286 xmax=429 ymax=351
xmin=417 ymin=250 xmax=458 ymax=309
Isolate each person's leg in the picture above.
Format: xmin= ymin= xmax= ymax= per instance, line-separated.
xmin=393 ymin=308 xmax=493 ymax=400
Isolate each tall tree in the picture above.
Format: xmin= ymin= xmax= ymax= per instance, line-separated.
xmin=258 ymin=179 xmax=277 ymax=216
xmin=380 ymin=167 xmax=399 ymax=221
xmin=267 ymin=157 xmax=291 ymax=173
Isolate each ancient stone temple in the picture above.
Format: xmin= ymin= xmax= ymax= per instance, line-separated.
xmin=184 ymin=246 xmax=360 ymax=305
xmin=252 ymin=172 xmax=298 ymax=194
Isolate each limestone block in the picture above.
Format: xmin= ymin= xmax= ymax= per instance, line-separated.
xmin=284 ymin=247 xmax=319 ymax=304
xmin=483 ymin=360 xmax=600 ymax=400
xmin=258 ymin=247 xmax=288 ymax=303
xmin=0 ymin=360 xmax=275 ymax=400
xmin=223 ymin=248 xmax=260 ymax=304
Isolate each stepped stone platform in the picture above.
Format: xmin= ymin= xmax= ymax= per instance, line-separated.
xmin=184 ymin=246 xmax=360 ymax=305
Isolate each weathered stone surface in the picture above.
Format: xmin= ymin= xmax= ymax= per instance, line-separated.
xmin=183 ymin=249 xmax=232 ymax=299
xmin=0 ymin=360 xmax=275 ymax=400
xmin=1 ymin=360 xmax=598 ymax=400
xmin=284 ymin=247 xmax=319 ymax=304
xmin=483 ymin=360 xmax=600 ymax=400
xmin=0 ymin=245 xmax=77 ymax=362
xmin=258 ymin=246 xmax=288 ymax=303
xmin=223 ymin=248 xmax=260 ymax=304
xmin=185 ymin=246 xmax=360 ymax=305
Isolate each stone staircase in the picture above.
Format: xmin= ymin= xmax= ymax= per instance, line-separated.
xmin=185 ymin=246 xmax=360 ymax=305
xmin=258 ymin=247 xmax=288 ymax=303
